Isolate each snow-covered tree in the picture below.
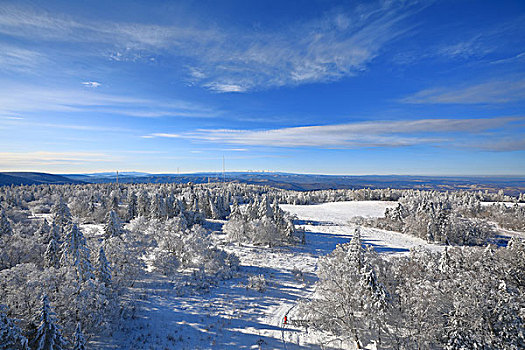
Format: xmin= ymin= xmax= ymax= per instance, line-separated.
xmin=0 ymin=209 xmax=12 ymax=236
xmin=95 ymin=245 xmax=111 ymax=287
xmin=0 ymin=306 xmax=28 ymax=350
xmin=43 ymin=239 xmax=60 ymax=269
xmin=72 ymin=322 xmax=86 ymax=350
xmin=137 ymin=190 xmax=150 ymax=217
xmin=223 ymin=217 xmax=248 ymax=245
xmin=50 ymin=198 xmax=71 ymax=230
xmin=103 ymin=210 xmax=122 ymax=239
xmin=126 ymin=191 xmax=137 ymax=220
xmin=35 ymin=220 xmax=50 ymax=243
xmin=60 ymin=224 xmax=93 ymax=282
xmin=108 ymin=190 xmax=120 ymax=212
xmin=30 ymin=294 xmax=67 ymax=350
xmin=297 ymin=228 xmax=389 ymax=347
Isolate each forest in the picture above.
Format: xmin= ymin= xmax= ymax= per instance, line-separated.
xmin=0 ymin=182 xmax=523 ymax=349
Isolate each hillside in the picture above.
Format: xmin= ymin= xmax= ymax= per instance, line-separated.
xmin=0 ymin=172 xmax=84 ymax=185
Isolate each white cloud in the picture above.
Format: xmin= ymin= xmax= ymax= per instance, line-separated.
xmin=401 ymin=78 xmax=525 ymax=104
xmin=0 ymin=151 xmax=112 ymax=166
xmin=143 ymin=117 xmax=524 ymax=150
xmin=0 ymin=1 xmax=426 ymax=91
xmin=81 ymin=81 xmax=101 ymax=88
xmin=204 ymin=83 xmax=246 ymax=93
xmin=141 ymin=133 xmax=180 ymax=139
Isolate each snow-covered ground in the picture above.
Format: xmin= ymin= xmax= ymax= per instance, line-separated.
xmin=93 ymin=201 xmax=446 ymax=349
xmin=282 ymin=201 xmax=444 ymax=255
xmin=480 ymin=201 xmax=525 ymax=207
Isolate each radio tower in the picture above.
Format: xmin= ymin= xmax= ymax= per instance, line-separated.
xmin=222 ymin=155 xmax=225 ymax=183
xmin=116 ymin=170 xmax=119 ymax=186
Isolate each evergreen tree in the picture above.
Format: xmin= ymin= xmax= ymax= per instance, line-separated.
xmin=72 ymin=322 xmax=86 ymax=350
xmin=0 ymin=209 xmax=12 ymax=236
xmin=126 ymin=192 xmax=137 ymax=220
xmin=95 ymin=245 xmax=112 ymax=287
xmin=43 ymin=239 xmax=60 ymax=269
xmin=0 ymin=306 xmax=28 ymax=350
xmin=30 ymin=294 xmax=67 ymax=350
xmin=88 ymin=194 xmax=96 ymax=214
xmin=109 ymin=190 xmax=119 ymax=212
xmin=348 ymin=227 xmax=363 ymax=271
xmin=60 ymin=224 xmax=94 ymax=282
xmin=103 ymin=211 xmax=122 ymax=239
xmin=50 ymin=198 xmax=72 ymax=230
xmin=137 ymin=190 xmax=149 ymax=217
xmin=35 ymin=220 xmax=50 ymax=243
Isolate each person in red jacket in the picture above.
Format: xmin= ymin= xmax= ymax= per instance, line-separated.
xmin=284 ymin=315 xmax=287 ymax=325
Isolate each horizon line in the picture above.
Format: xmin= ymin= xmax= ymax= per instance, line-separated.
xmin=1 ymin=170 xmax=525 ymax=178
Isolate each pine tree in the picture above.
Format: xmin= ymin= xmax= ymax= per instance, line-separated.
xmin=36 ymin=220 xmax=50 ymax=243
xmin=0 ymin=306 xmax=28 ymax=350
xmin=109 ymin=190 xmax=120 ymax=212
xmin=137 ymin=190 xmax=150 ymax=217
xmin=229 ymin=200 xmax=242 ymax=220
xmin=348 ymin=227 xmax=363 ymax=271
xmin=49 ymin=223 xmax=61 ymax=242
xmin=88 ymin=194 xmax=96 ymax=214
xmin=96 ymin=245 xmax=112 ymax=287
xmin=60 ymin=224 xmax=94 ymax=282
xmin=72 ymin=322 xmax=86 ymax=350
xmin=51 ymin=198 xmax=72 ymax=230
xmin=0 ymin=209 xmax=12 ymax=236
xmin=43 ymin=238 xmax=60 ymax=269
xmin=103 ymin=210 xmax=122 ymax=239
xmin=126 ymin=192 xmax=137 ymax=220
xmin=30 ymin=294 xmax=67 ymax=350
xmin=208 ymin=197 xmax=219 ymax=219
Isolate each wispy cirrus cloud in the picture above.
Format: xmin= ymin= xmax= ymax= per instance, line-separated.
xmin=401 ymin=78 xmax=525 ymax=104
xmin=0 ymin=44 xmax=46 ymax=73
xmin=0 ymin=151 xmax=113 ymax=167
xmin=490 ymin=52 xmax=525 ymax=65
xmin=143 ymin=117 xmax=524 ymax=150
xmin=141 ymin=133 xmax=180 ymax=139
xmin=0 ymin=83 xmax=218 ymax=118
xmin=0 ymin=1 xmax=426 ymax=91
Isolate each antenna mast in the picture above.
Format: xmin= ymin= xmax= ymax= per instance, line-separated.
xmin=116 ymin=170 xmax=119 ymax=186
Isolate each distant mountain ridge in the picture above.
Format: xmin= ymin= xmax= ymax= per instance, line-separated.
xmin=0 ymin=172 xmax=85 ymax=186
xmin=2 ymin=171 xmax=524 ymax=195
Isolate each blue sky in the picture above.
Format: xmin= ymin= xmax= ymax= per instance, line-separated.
xmin=0 ymin=0 xmax=524 ymax=175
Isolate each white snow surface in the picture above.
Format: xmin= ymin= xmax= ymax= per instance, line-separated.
xmin=480 ymin=201 xmax=525 ymax=207
xmin=92 ymin=201 xmax=444 ymax=349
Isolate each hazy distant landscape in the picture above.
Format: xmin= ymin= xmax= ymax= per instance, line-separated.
xmin=3 ymin=171 xmax=525 ymax=194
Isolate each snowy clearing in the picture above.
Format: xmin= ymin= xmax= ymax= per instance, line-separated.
xmin=282 ymin=201 xmax=444 ymax=255
xmin=92 ymin=201 xmax=449 ymax=349
xmin=281 ymin=200 xmax=397 ymax=223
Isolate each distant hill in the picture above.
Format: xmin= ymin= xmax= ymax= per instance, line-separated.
xmin=65 ymin=171 xmax=525 ymax=195
xmin=1 ymin=171 xmax=524 ymax=195
xmin=0 ymin=172 xmax=85 ymax=186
